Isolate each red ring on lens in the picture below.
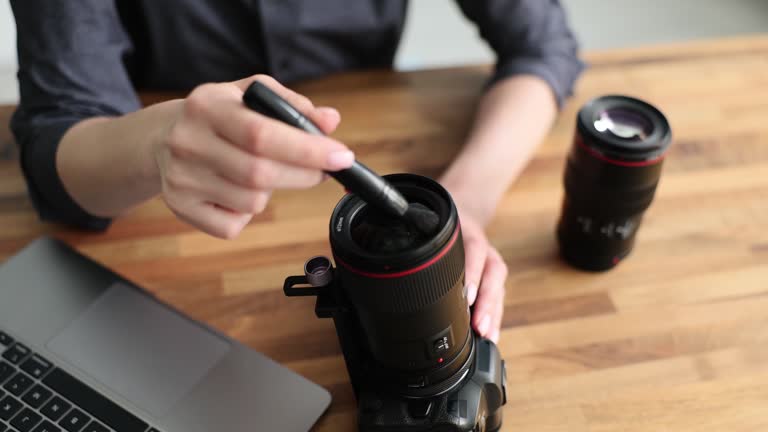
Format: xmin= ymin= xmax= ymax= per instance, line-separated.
xmin=576 ymin=136 xmax=666 ymax=167
xmin=336 ymin=225 xmax=460 ymax=279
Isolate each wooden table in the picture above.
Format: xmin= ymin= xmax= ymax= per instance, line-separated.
xmin=2 ymin=35 xmax=768 ymax=431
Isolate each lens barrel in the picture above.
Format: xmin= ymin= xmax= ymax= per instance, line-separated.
xmin=558 ymin=95 xmax=672 ymax=271
xmin=330 ymin=174 xmax=472 ymax=396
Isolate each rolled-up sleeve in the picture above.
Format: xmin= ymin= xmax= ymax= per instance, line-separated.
xmin=456 ymin=0 xmax=585 ymax=107
xmin=10 ymin=0 xmax=141 ymax=230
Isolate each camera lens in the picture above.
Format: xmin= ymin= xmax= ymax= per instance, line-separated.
xmin=330 ymin=174 xmax=472 ymax=396
xmin=557 ymin=95 xmax=672 ymax=271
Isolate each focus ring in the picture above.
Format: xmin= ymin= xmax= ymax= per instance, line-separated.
xmin=337 ymin=229 xmax=465 ymax=314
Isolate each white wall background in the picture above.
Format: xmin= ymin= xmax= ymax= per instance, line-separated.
xmin=0 ymin=1 xmax=17 ymax=103
xmin=0 ymin=0 xmax=765 ymax=103
xmin=395 ymin=0 xmax=768 ymax=70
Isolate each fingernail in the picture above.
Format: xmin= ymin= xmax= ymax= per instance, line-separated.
xmin=327 ymin=150 xmax=355 ymax=170
xmin=467 ymin=283 xmax=478 ymax=306
xmin=477 ymin=314 xmax=491 ymax=336
xmin=318 ymin=107 xmax=340 ymax=122
xmin=490 ymin=330 xmax=500 ymax=344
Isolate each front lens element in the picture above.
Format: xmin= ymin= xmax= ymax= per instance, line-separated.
xmin=594 ymin=108 xmax=654 ymax=141
xmin=350 ymin=204 xmax=432 ymax=254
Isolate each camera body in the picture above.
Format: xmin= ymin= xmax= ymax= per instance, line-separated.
xmin=284 ymin=264 xmax=507 ymax=432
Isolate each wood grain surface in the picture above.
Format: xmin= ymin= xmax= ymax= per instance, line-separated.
xmin=2 ymin=35 xmax=768 ymax=431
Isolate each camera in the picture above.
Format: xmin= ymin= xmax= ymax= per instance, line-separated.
xmin=558 ymin=95 xmax=672 ymax=271
xmin=284 ymin=174 xmax=507 ymax=431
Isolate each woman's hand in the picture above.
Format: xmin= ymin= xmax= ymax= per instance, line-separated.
xmin=153 ymin=75 xmax=354 ymax=239
xmin=431 ymin=76 xmax=556 ymax=344
xmin=458 ymin=209 xmax=508 ymax=343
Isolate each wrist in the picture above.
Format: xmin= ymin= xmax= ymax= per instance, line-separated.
xmin=439 ymin=175 xmax=497 ymax=227
xmin=140 ymin=99 xmax=184 ymax=187
xmin=439 ymin=76 xmax=558 ymax=227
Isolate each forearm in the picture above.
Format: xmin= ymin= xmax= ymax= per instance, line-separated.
xmin=57 ymin=100 xmax=182 ymax=217
xmin=439 ymin=75 xmax=557 ymax=225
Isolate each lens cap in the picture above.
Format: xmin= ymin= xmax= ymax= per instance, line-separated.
xmin=578 ymin=95 xmax=672 ymax=162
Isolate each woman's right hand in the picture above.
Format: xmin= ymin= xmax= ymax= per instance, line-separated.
xmin=153 ymin=75 xmax=354 ymax=239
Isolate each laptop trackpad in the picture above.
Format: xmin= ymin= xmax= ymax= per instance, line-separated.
xmin=47 ymin=282 xmax=231 ymax=418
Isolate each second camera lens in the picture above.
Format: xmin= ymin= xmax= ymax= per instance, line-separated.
xmin=557 ymin=95 xmax=673 ymax=271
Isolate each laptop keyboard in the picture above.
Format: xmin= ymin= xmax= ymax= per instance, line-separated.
xmin=0 ymin=330 xmax=161 ymax=432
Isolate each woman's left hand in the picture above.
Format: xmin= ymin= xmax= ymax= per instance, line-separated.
xmin=457 ymin=210 xmax=508 ymax=343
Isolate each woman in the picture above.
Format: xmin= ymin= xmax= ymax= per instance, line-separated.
xmin=10 ymin=0 xmax=583 ymax=343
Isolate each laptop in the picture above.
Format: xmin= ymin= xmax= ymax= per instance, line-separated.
xmin=0 ymin=237 xmax=331 ymax=432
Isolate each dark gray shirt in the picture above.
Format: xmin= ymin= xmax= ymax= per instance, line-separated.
xmin=10 ymin=0 xmax=584 ymax=230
